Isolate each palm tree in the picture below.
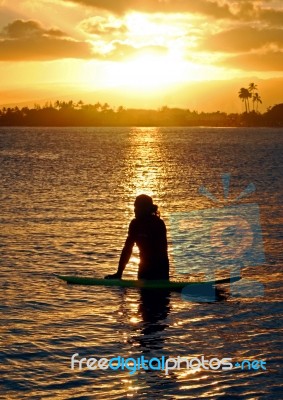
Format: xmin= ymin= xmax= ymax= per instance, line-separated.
xmin=54 ymin=100 xmax=62 ymax=110
xmin=101 ymin=102 xmax=110 ymax=112
xmin=253 ymin=93 xmax=262 ymax=112
xmin=249 ymin=82 xmax=258 ymax=94
xmin=77 ymin=100 xmax=84 ymax=109
xmin=94 ymin=102 xmax=102 ymax=112
xmin=238 ymin=87 xmax=252 ymax=113
xmin=249 ymin=83 xmax=258 ymax=111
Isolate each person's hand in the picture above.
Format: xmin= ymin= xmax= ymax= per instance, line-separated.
xmin=104 ymin=272 xmax=122 ymax=280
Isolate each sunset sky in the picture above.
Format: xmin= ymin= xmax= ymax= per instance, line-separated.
xmin=0 ymin=0 xmax=283 ymax=112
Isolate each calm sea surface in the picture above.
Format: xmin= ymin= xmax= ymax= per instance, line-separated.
xmin=0 ymin=127 xmax=282 ymax=399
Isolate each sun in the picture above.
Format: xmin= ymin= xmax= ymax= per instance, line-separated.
xmin=101 ymin=51 xmax=188 ymax=92
xmin=79 ymin=51 xmax=226 ymax=95
xmin=101 ymin=53 xmax=225 ymax=93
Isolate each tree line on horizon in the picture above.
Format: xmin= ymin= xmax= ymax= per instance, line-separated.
xmin=0 ymin=97 xmax=282 ymax=127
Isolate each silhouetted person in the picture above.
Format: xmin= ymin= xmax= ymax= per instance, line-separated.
xmin=105 ymin=194 xmax=169 ymax=280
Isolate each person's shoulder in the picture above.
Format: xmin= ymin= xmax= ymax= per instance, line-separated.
xmin=152 ymin=215 xmax=166 ymax=227
xmin=128 ymin=218 xmax=138 ymax=235
xmin=129 ymin=218 xmax=138 ymax=228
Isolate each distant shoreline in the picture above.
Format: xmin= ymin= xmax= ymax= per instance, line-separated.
xmin=1 ymin=123 xmax=282 ymax=128
xmin=1 ymin=102 xmax=282 ymax=127
xmin=0 ymin=124 xmax=283 ymax=128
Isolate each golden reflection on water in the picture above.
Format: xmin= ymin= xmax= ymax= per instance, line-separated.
xmin=129 ymin=316 xmax=141 ymax=325
xmin=126 ymin=127 xmax=163 ymax=199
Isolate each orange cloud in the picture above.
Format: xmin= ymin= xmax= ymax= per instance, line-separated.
xmin=0 ymin=19 xmax=93 ymax=60
xmin=80 ymin=16 xmax=128 ymax=36
xmin=1 ymin=19 xmax=66 ymax=38
xmin=220 ymin=50 xmax=283 ymax=71
xmin=64 ymin=0 xmax=232 ymax=18
xmin=92 ymin=41 xmax=168 ymax=60
xmin=255 ymin=7 xmax=283 ymax=27
xmin=200 ymin=27 xmax=283 ymax=52
xmin=65 ymin=0 xmax=283 ymax=29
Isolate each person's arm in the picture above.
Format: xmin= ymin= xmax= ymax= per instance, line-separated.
xmin=105 ymin=221 xmax=135 ymax=279
xmin=116 ymin=235 xmax=135 ymax=278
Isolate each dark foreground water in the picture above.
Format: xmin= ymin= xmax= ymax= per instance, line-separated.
xmin=0 ymin=127 xmax=282 ymax=399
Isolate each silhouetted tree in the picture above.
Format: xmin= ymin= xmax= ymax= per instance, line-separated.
xmin=248 ymin=82 xmax=258 ymax=111
xmin=253 ymin=93 xmax=262 ymax=112
xmin=264 ymin=103 xmax=283 ymax=126
xmin=77 ymin=100 xmax=84 ymax=109
xmin=101 ymin=102 xmax=110 ymax=112
xmin=238 ymin=88 xmax=252 ymax=113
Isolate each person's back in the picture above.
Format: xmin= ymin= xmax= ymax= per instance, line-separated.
xmin=129 ymin=214 xmax=169 ymax=279
xmin=105 ymin=194 xmax=169 ymax=280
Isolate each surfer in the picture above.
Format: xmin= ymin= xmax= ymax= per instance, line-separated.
xmin=105 ymin=194 xmax=169 ymax=280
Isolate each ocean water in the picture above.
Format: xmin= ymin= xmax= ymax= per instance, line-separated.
xmin=0 ymin=127 xmax=282 ymax=399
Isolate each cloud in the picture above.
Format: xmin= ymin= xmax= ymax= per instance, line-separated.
xmin=80 ymin=16 xmax=128 ymax=36
xmin=0 ymin=37 xmax=93 ymax=61
xmin=200 ymin=27 xmax=283 ymax=52
xmin=1 ymin=19 xmax=66 ymax=38
xmin=0 ymin=19 xmax=93 ymax=60
xmin=231 ymin=1 xmax=258 ymax=20
xmin=66 ymin=0 xmax=283 ymax=31
xmin=64 ymin=0 xmax=233 ymax=18
xmin=0 ymin=18 xmax=169 ymax=62
xmin=259 ymin=8 xmax=283 ymax=26
xmin=231 ymin=1 xmax=283 ymax=26
xmin=220 ymin=50 xmax=283 ymax=71
xmin=92 ymin=41 xmax=168 ymax=60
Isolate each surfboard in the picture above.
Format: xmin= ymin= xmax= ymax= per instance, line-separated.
xmin=57 ymin=275 xmax=240 ymax=290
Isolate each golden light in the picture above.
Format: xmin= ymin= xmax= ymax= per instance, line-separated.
xmin=125 ymin=12 xmax=187 ymax=43
xmin=81 ymin=52 xmax=225 ymax=93
xmin=81 ymin=11 xmax=206 ymax=92
xmin=129 ymin=316 xmax=140 ymax=324
xmin=76 ymin=11 xmax=231 ymax=93
xmin=101 ymin=52 xmax=187 ymax=91
xmin=126 ymin=127 xmax=162 ymax=198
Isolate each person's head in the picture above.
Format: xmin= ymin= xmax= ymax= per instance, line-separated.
xmin=134 ymin=194 xmax=159 ymax=219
